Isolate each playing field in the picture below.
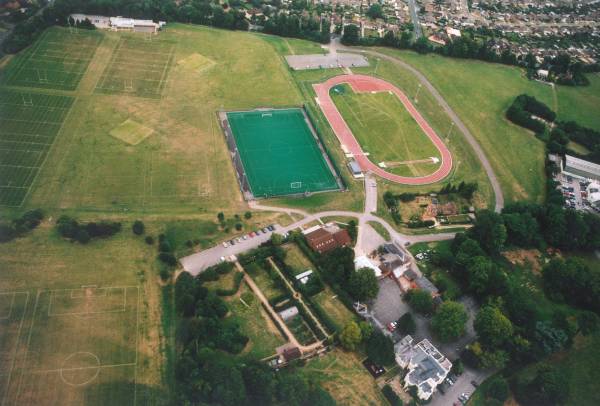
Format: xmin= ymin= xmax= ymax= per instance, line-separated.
xmin=0 ymin=286 xmax=140 ymax=405
xmin=1 ymin=28 xmax=102 ymax=91
xmin=95 ymin=37 xmax=174 ymax=99
xmin=0 ymin=90 xmax=74 ymax=206
xmin=330 ymin=83 xmax=441 ymax=177
xmin=225 ymin=108 xmax=340 ymax=198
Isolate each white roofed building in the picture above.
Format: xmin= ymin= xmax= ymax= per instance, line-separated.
xmin=563 ymin=155 xmax=600 ymax=182
xmin=69 ymin=14 xmax=165 ymax=34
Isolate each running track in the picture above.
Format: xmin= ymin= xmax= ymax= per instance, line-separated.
xmin=313 ymin=74 xmax=452 ymax=185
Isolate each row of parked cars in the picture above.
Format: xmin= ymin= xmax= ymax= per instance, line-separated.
xmin=221 ymin=225 xmax=276 ymax=248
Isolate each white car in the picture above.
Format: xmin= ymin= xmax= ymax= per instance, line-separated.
xmin=220 ymin=256 xmax=226 ymax=262
xmin=222 ymin=242 xmax=229 ymax=248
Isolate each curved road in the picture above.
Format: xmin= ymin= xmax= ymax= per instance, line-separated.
xmin=330 ymin=39 xmax=504 ymax=212
xmin=313 ymin=74 xmax=453 ymax=185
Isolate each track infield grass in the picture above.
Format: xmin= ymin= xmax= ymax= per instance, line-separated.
xmin=330 ymin=83 xmax=442 ymax=177
xmin=227 ymin=108 xmax=340 ymax=198
xmin=373 ymin=48 xmax=559 ymax=203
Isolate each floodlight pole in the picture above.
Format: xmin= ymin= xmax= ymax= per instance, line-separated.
xmin=446 ymin=121 xmax=455 ymax=141
xmin=414 ymin=84 xmax=422 ymax=103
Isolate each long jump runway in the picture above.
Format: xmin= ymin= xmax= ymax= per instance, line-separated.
xmin=313 ymin=74 xmax=452 ymax=185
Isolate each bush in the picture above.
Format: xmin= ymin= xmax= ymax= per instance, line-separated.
xmin=145 ymin=235 xmax=155 ymax=245
xmin=0 ymin=209 xmax=44 ymax=243
xmin=486 ymin=376 xmax=509 ymax=402
xmin=235 ymin=222 xmax=243 ymax=231
xmin=132 ymin=220 xmax=145 ymax=235
xmin=159 ymin=241 xmax=172 ymax=253
xmin=159 ymin=267 xmax=171 ymax=281
xmin=158 ymin=252 xmax=177 ymax=266
xmin=382 ymin=385 xmax=403 ymax=406
xmin=244 ymin=211 xmax=252 ymax=219
xmin=56 ymin=216 xmax=120 ymax=243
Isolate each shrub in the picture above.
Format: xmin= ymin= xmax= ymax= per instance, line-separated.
xmin=382 ymin=385 xmax=403 ymax=406
xmin=159 ymin=267 xmax=171 ymax=281
xmin=132 ymin=220 xmax=145 ymax=235
xmin=244 ymin=211 xmax=252 ymax=219
xmin=145 ymin=235 xmax=155 ymax=245
xmin=486 ymin=376 xmax=509 ymax=402
xmin=158 ymin=252 xmax=177 ymax=266
xmin=159 ymin=241 xmax=172 ymax=253
xmin=235 ymin=222 xmax=243 ymax=231
xmin=0 ymin=209 xmax=44 ymax=243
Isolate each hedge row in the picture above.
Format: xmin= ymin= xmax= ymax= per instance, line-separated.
xmin=216 ymin=272 xmax=244 ymax=296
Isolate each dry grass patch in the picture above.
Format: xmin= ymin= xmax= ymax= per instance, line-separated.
xmin=109 ymin=118 xmax=154 ymax=145
xmin=176 ymin=53 xmax=215 ymax=74
xmin=503 ymin=249 xmax=543 ymax=275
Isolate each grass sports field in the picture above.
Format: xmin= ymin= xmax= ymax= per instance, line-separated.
xmin=1 ymin=28 xmax=102 ymax=91
xmin=226 ymin=108 xmax=340 ymax=197
xmin=0 ymin=90 xmax=74 ymax=206
xmin=330 ymin=83 xmax=441 ymax=177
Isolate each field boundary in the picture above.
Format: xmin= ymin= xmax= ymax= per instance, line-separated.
xmin=0 ymin=292 xmax=29 ymax=406
xmin=313 ymin=74 xmax=453 ymax=185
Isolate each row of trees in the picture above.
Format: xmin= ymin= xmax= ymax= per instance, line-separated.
xmin=55 ymin=215 xmax=121 ymax=244
xmin=263 ymin=13 xmax=330 ymax=44
xmin=0 ymin=209 xmax=44 ymax=243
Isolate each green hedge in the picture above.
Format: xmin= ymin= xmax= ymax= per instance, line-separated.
xmin=216 ymin=272 xmax=244 ymax=296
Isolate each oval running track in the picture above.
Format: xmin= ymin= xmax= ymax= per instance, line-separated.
xmin=313 ymin=74 xmax=452 ymax=185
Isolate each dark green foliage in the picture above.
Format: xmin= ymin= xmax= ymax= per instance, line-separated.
xmin=469 ymin=210 xmax=506 ymax=254
xmin=346 ymin=220 xmax=358 ymax=242
xmin=157 ymin=252 xmax=177 ymax=266
xmin=382 ymin=385 xmax=403 ymax=406
xmin=158 ymin=241 xmax=171 ymax=253
xmin=341 ymin=24 xmax=360 ymax=45
xmin=514 ymin=364 xmax=569 ymax=406
xmin=474 ymin=306 xmax=514 ymax=349
xmin=577 ymin=311 xmax=600 ymax=335
xmin=366 ymin=3 xmax=384 ymax=19
xmin=486 ymin=376 xmax=509 ymax=402
xmin=397 ymin=312 xmax=416 ymax=335
xmin=56 ymin=215 xmax=120 ymax=244
xmin=533 ymin=321 xmax=568 ymax=356
xmin=216 ymin=272 xmax=244 ymax=296
xmin=431 ymin=301 xmax=468 ymax=342
xmin=542 ymin=257 xmax=600 ymax=314
xmin=235 ymin=222 xmax=242 ymax=231
xmin=244 ymin=211 xmax=252 ymax=219
xmin=132 ymin=220 xmax=145 ymax=235
xmin=348 ymin=267 xmax=379 ymax=301
xmin=366 ymin=330 xmax=395 ymax=365
xmin=0 ymin=209 xmax=44 ymax=242
xmin=406 ymin=289 xmax=434 ymax=315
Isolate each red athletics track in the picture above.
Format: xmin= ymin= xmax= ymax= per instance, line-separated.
xmin=313 ymin=74 xmax=452 ymax=185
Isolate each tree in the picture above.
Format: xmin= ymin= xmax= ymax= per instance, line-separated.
xmin=474 ymin=305 xmax=513 ymax=348
xmin=359 ymin=321 xmax=374 ymax=340
xmin=244 ymin=211 xmax=252 ymax=219
xmin=235 ymin=222 xmax=242 ymax=231
xmin=341 ymin=24 xmax=360 ymax=45
xmin=145 ymin=235 xmax=154 ymax=245
xmin=406 ymin=289 xmax=434 ymax=315
xmin=577 ymin=311 xmax=600 ymax=335
xmin=270 ymin=233 xmax=283 ymax=246
xmin=366 ymin=331 xmax=395 ymax=365
xmin=218 ymin=212 xmax=225 ymax=222
xmin=466 ymin=256 xmax=495 ymax=297
xmin=397 ymin=312 xmax=416 ymax=335
xmin=469 ymin=210 xmax=507 ymax=254
xmin=366 ymin=3 xmax=384 ymax=19
xmin=340 ymin=321 xmax=362 ymax=350
xmin=486 ymin=376 xmax=509 ymax=402
xmin=348 ymin=267 xmax=379 ymax=301
xmin=346 ymin=220 xmax=357 ymax=242
xmin=132 ymin=220 xmax=145 ymax=235
xmin=431 ymin=301 xmax=468 ymax=342
xmin=516 ymin=364 xmax=569 ymax=406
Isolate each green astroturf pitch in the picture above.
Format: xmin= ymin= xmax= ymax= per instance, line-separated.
xmin=226 ymin=108 xmax=339 ymax=197
xmin=0 ymin=90 xmax=74 ymax=206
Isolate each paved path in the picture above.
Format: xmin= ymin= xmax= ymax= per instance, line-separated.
xmin=333 ymin=41 xmax=504 ymax=212
xmin=313 ymin=74 xmax=453 ymax=185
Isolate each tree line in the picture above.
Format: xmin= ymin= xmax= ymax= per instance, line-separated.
xmin=174 ymin=264 xmax=335 ymax=406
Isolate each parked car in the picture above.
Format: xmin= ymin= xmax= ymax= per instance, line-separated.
xmin=222 ymin=242 xmax=229 ymax=248
xmin=267 ymin=225 xmax=275 ymax=231
xmin=256 ymin=230 xmax=262 ymax=235
xmin=243 ymin=235 xmax=248 ymax=240
xmin=471 ymin=380 xmax=479 ymax=387
xmin=262 ymin=227 xmax=268 ymax=233
xmin=229 ymin=239 xmax=235 ymax=245
xmin=387 ymin=321 xmax=397 ymax=332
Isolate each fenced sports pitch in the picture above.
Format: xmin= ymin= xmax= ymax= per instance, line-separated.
xmin=221 ymin=108 xmax=341 ymax=198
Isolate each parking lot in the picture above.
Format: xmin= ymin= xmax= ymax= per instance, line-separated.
xmin=370 ymin=277 xmax=409 ymax=327
xmin=556 ymin=173 xmax=600 ymax=214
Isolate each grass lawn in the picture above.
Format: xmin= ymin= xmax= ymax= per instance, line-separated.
xmin=1 ymin=24 xmax=302 ymax=215
xmin=257 ymin=34 xmax=326 ymax=55
xmin=330 ymin=83 xmax=442 ymax=177
xmin=0 ymin=223 xmax=166 ymax=405
xmin=301 ymin=349 xmax=388 ymax=406
xmin=367 ymin=220 xmax=391 ymax=241
xmin=374 ymin=48 xmax=553 ymax=203
xmin=226 ymin=283 xmax=287 ymax=359
xmin=555 ymin=73 xmax=600 ymax=131
xmin=283 ymin=243 xmax=313 ymax=276
xmin=313 ymin=287 xmax=356 ymax=331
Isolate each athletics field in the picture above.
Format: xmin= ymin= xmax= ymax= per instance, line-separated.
xmin=225 ymin=108 xmax=340 ymax=198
